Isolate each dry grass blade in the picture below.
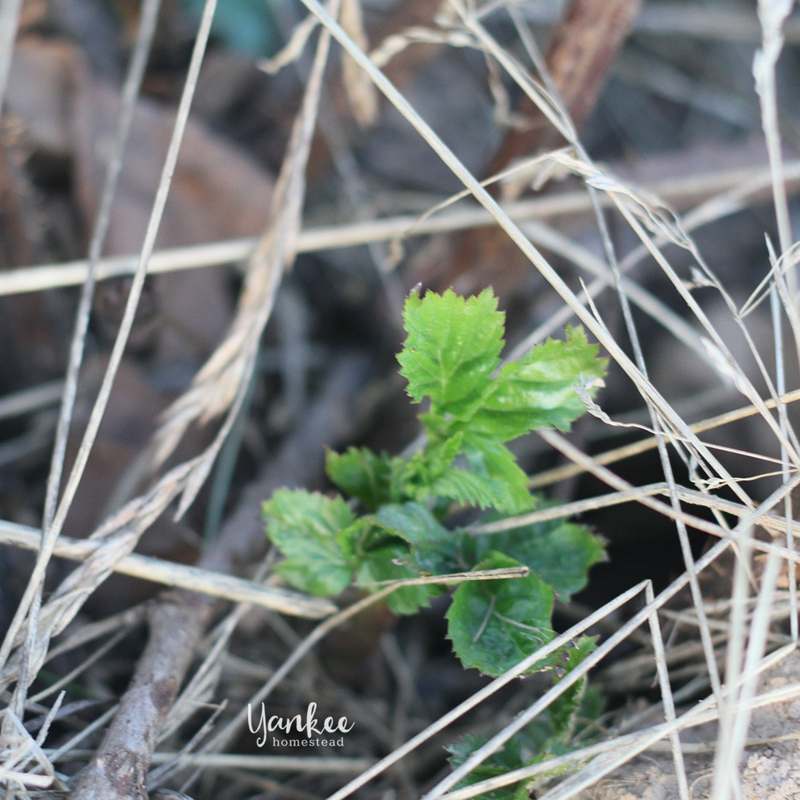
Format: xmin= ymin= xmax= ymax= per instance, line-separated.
xmin=290 ymin=0 xmax=770 ymax=523
xmin=537 ymin=428 xmax=800 ymax=563
xmin=0 ymin=707 xmax=62 ymax=793
xmin=518 ymin=23 xmax=716 ymax=729
xmin=0 ymin=520 xmax=336 ymax=617
xmin=435 ymin=660 xmax=800 ymax=800
xmin=420 ymin=544 xmax=750 ymax=800
xmin=450 ymin=8 xmax=798 ymax=514
xmin=369 ymin=25 xmax=475 ymax=69
xmin=10 ymin=0 xmax=166 ymax=723
xmin=0 ymin=457 xmax=205 ymax=692
xmin=755 ymin=0 xmax=795 ymax=275
xmin=150 ymin=8 xmax=335 ymax=474
xmin=0 ymin=381 xmax=63 ymax=422
xmin=771 ymin=286 xmax=799 ymax=640
xmin=258 ymin=13 xmax=320 ymax=74
xmin=713 ymin=549 xmax=781 ymax=800
xmin=643 ymin=579 xmax=689 ymax=800
xmin=3 ymin=161 xmax=798 ymax=298
xmin=341 ymin=0 xmax=378 ymax=126
xmin=2 ymin=0 xmax=799 ymax=795
xmin=593 ymin=157 xmax=721 ymax=714
xmin=227 ymin=583 xmax=652 ymax=800
xmin=469 ymin=482 xmax=796 ymax=538
xmin=0 ymin=0 xmax=331 ymax=711
xmin=613 ymin=191 xmax=800 ymax=477
xmin=0 ymin=0 xmax=24 ymax=115
xmin=39 ymin=0 xmax=163 ymax=544
xmin=529 ymin=650 xmax=799 ymax=800
xmin=529 ymin=388 xmax=800 ymax=489
xmin=491 ymin=0 xmax=643 ymax=169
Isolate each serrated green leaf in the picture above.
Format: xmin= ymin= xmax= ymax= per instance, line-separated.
xmin=470 ymin=326 xmax=608 ymax=438
xmin=263 ymin=489 xmax=355 ymax=596
xmin=444 ymin=636 xmax=603 ymax=800
xmin=398 ymin=288 xmax=504 ymax=419
xmin=375 ymin=502 xmax=449 ymax=545
xmin=447 ymin=734 xmax=529 ymax=800
xmin=326 ymin=447 xmax=393 ymax=511
xmin=336 ymin=516 xmax=395 ymax=561
xmin=548 ymin=637 xmax=597 ymax=741
xmin=425 ymin=433 xmax=465 ymax=475
xmin=465 ymin=513 xmax=605 ymax=601
xmin=356 ymin=544 xmax=433 ymax=615
xmin=462 ymin=433 xmax=533 ymax=514
xmin=446 ymin=553 xmax=554 ymax=676
xmin=375 ymin=502 xmax=465 ymax=576
xmin=387 ymin=435 xmax=465 ymax=505
xmin=429 ymin=467 xmax=509 ymax=510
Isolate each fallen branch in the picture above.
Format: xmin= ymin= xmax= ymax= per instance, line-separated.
xmin=66 ymin=593 xmax=210 ymax=800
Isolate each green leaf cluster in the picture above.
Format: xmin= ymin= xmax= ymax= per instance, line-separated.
xmin=446 ymin=637 xmax=604 ymax=800
xmin=262 ymin=288 xmax=608 ymax=786
xmin=398 ymin=288 xmax=607 ymax=514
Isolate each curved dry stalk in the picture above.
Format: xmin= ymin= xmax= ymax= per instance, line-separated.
xmin=12 ymin=0 xmax=166 ymax=722
xmin=290 ymin=0 xmax=790 ymax=533
xmin=442 ymin=4 xmax=800 ymax=536
xmin=149 ymin=0 xmax=335 ymax=474
xmin=39 ymin=0 xmax=163 ymax=571
xmin=0 ymin=0 xmax=331 ymax=711
xmin=2 ymin=160 xmax=798 ymax=299
xmin=438 ymin=646 xmax=799 ymax=800
xmin=468 ymin=482 xmax=796 ymax=538
xmin=537 ymin=429 xmax=800 ymax=560
xmin=1 ymin=1 xmax=798 ymax=799
xmin=528 ymin=388 xmax=800 ymax=489
xmin=0 ymin=706 xmax=64 ymax=793
xmin=0 ymin=520 xmax=335 ymax=618
xmin=327 ymin=536 xmax=748 ymax=800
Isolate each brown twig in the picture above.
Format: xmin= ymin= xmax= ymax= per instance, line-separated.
xmin=490 ymin=0 xmax=644 ymax=172
xmin=416 ymin=0 xmax=643 ymax=297
xmin=67 ymin=594 xmax=210 ymax=800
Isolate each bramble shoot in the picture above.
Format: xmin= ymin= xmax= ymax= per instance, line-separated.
xmin=263 ymin=287 xmax=609 ymax=794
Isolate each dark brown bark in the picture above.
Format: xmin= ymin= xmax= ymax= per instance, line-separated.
xmin=70 ymin=595 xmax=212 ymax=800
xmin=491 ymin=0 xmax=644 ymax=172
